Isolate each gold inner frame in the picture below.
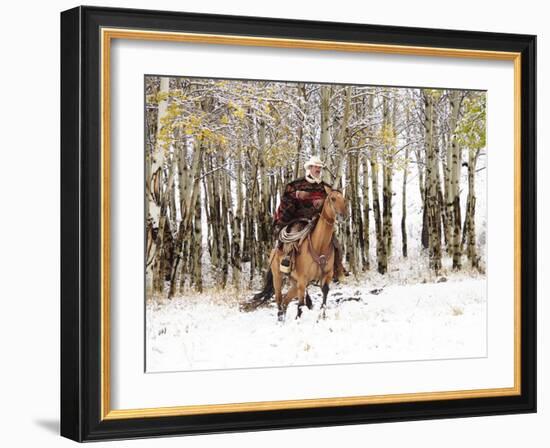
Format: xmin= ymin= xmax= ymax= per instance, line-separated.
xmin=100 ymin=27 xmax=522 ymax=421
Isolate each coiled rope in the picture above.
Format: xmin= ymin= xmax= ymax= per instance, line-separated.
xmin=278 ymin=219 xmax=315 ymax=244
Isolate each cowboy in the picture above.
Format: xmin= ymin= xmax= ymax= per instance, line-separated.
xmin=273 ymin=156 xmax=348 ymax=281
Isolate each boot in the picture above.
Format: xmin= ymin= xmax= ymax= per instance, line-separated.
xmin=280 ymin=243 xmax=293 ymax=274
xmin=280 ymin=256 xmax=291 ymax=274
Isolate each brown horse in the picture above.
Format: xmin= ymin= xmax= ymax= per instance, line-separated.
xmin=269 ymin=186 xmax=347 ymax=321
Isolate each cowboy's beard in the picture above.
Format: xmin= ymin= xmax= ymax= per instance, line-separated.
xmin=306 ymin=168 xmax=322 ymax=183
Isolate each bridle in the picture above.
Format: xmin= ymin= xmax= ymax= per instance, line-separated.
xmin=320 ymin=192 xmax=339 ymax=225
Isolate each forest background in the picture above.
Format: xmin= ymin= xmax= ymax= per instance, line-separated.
xmin=144 ymin=76 xmax=487 ymax=299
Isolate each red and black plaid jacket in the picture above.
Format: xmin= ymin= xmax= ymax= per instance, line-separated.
xmin=273 ymin=177 xmax=330 ymax=227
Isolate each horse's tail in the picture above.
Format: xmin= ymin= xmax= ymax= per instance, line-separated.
xmin=252 ymin=269 xmax=274 ymax=301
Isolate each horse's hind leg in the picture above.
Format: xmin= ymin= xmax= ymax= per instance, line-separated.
xmin=297 ymin=298 xmax=304 ymax=319
xmin=279 ymin=285 xmax=298 ymax=322
xmin=295 ymin=282 xmax=307 ymax=320
xmin=305 ymin=291 xmax=313 ymax=310
xmin=272 ymin=255 xmax=284 ymax=318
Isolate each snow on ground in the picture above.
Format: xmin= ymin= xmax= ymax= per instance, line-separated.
xmin=146 ymin=260 xmax=486 ymax=373
xmin=147 ymin=158 xmax=488 ymax=373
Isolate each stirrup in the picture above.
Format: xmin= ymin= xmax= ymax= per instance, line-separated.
xmin=280 ymin=256 xmax=291 ymax=274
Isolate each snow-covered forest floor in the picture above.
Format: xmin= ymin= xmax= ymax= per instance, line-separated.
xmin=146 ymin=254 xmax=487 ymax=373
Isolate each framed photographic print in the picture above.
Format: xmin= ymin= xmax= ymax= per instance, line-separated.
xmin=60 ymin=5 xmax=536 ymax=442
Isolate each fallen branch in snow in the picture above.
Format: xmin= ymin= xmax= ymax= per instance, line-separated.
xmin=369 ymin=288 xmax=384 ymax=295
xmin=335 ymin=296 xmax=363 ymax=304
xmin=239 ymin=296 xmax=273 ymax=312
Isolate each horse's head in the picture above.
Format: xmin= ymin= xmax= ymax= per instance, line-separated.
xmin=323 ymin=185 xmax=347 ymax=221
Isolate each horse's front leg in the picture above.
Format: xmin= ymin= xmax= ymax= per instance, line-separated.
xmin=295 ymin=282 xmax=307 ymax=319
xmin=319 ymin=278 xmax=331 ymax=320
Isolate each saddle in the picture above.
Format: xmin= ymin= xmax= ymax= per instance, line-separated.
xmin=276 ymin=218 xmax=317 ymax=273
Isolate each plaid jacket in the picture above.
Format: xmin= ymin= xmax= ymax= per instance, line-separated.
xmin=273 ymin=177 xmax=330 ymax=227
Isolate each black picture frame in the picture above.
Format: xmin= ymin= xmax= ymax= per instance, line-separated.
xmin=61 ymin=5 xmax=536 ymax=442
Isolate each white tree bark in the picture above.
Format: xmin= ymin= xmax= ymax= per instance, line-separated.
xmin=146 ymin=77 xmax=169 ymax=295
xmin=320 ymin=85 xmax=331 ymax=160
xmin=333 ymin=86 xmax=351 ymax=188
xmin=448 ymin=91 xmax=463 ymax=268
xmin=424 ymin=90 xmax=442 ymax=273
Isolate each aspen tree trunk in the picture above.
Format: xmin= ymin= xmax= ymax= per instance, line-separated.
xmin=381 ymin=176 xmax=390 ymax=271
xmin=284 ymin=165 xmax=292 ymax=186
xmin=333 ymin=86 xmax=351 ymax=188
xmin=421 ymin=196 xmax=429 ymax=249
xmin=401 ymin=102 xmax=413 ymax=259
xmin=361 ymin=154 xmax=370 ymax=270
xmin=380 ymin=92 xmax=391 ymax=274
xmin=270 ymin=168 xmax=278 ymax=217
xmin=353 ymin=152 xmax=362 ymax=273
xmin=343 ymin=197 xmax=352 ymax=274
xmin=294 ymin=89 xmax=305 ymax=178
xmin=213 ymin=162 xmax=228 ymax=287
xmin=401 ymin=144 xmax=409 ymax=258
xmin=441 ymin=181 xmax=450 ymax=251
xmin=144 ymin=80 xmax=158 ymax=208
xmin=253 ymin=131 xmax=266 ymax=280
xmin=361 ymin=92 xmax=375 ymax=271
xmin=442 ymin=162 xmax=451 ymax=253
xmin=146 ymin=77 xmax=169 ymax=295
xmin=206 ymin=154 xmax=220 ymax=272
xmin=274 ymin=169 xmax=282 ymax=203
xmin=191 ymin=189 xmax=203 ymax=292
xmin=388 ymin=94 xmax=397 ymax=256
xmin=241 ymin=154 xmax=251 ymax=263
xmin=414 ymin=145 xmax=429 ymax=250
xmin=162 ymin=163 xmax=176 ymax=285
xmin=153 ymin=152 xmax=176 ymax=294
xmin=207 ymin=159 xmax=218 ymax=272
xmin=201 ymin=172 xmax=211 ymax=263
xmin=424 ymin=91 xmax=442 ymax=273
xmin=187 ymin=146 xmax=202 ymax=267
xmin=434 ymin=132 xmax=443 ymax=271
xmin=346 ymin=149 xmax=359 ymax=275
xmin=170 ymin=220 xmax=187 ymax=296
xmin=169 ymin=139 xmax=202 ymax=297
xmin=436 ymin=159 xmax=446 ymax=253
xmin=294 ymin=157 xmax=302 ymax=179
xmin=247 ymin=148 xmax=260 ymax=287
xmin=371 ymin=154 xmax=384 ymax=274
xmin=441 ymin=128 xmax=452 ymax=253
xmin=232 ymin=155 xmax=243 ymax=289
xmin=350 ymin=95 xmax=364 ymax=272
xmin=220 ymin=161 xmax=231 ymax=287
xmin=168 ymin=146 xmax=178 ymax=233
xmin=447 ymin=92 xmax=463 ymax=269
xmin=178 ymin=238 xmax=189 ymax=293
xmin=465 ymin=148 xmax=480 ymax=269
xmin=320 ymin=85 xmax=331 ymax=159
xmin=224 ymin=160 xmax=235 ymax=284
xmin=152 ymin=144 xmax=176 ymax=292
xmin=258 ymin=119 xmax=271 ymax=273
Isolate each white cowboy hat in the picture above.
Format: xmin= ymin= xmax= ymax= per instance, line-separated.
xmin=304 ymin=156 xmax=325 ymax=169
